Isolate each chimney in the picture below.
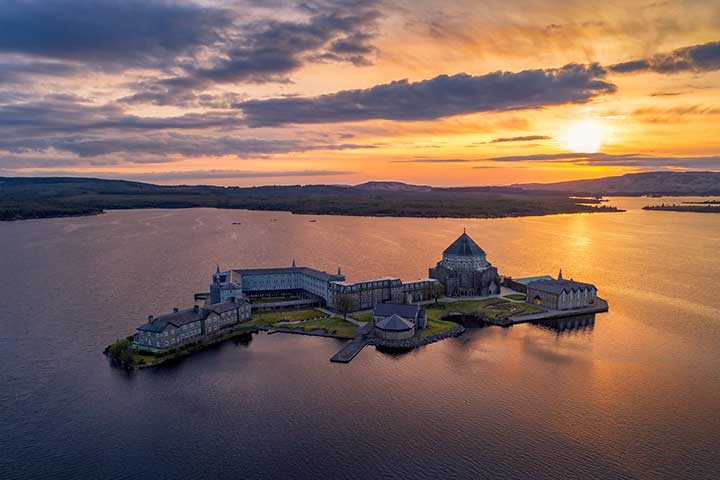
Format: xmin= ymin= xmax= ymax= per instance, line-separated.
xmin=193 ymin=305 xmax=200 ymax=313
xmin=173 ymin=308 xmax=179 ymax=313
xmin=148 ymin=315 xmax=154 ymax=321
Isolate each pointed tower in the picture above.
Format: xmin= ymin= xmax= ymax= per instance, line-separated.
xmin=558 ymin=269 xmax=563 ymax=281
xmin=216 ymin=264 xmax=221 ymax=275
xmin=292 ymin=258 xmax=296 ymax=268
xmin=337 ymin=266 xmax=342 ymax=276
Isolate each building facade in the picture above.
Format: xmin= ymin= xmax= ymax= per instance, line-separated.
xmin=525 ymin=271 xmax=597 ymax=310
xmin=204 ymin=297 xmax=252 ymax=335
xmin=135 ymin=298 xmax=251 ymax=353
xmin=210 ymin=261 xmax=345 ymax=305
xmin=429 ymin=231 xmax=501 ymax=297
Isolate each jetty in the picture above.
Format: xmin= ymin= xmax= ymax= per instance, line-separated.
xmin=330 ymin=324 xmax=372 ymax=363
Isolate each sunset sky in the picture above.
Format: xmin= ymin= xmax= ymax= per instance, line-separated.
xmin=1 ymin=0 xmax=719 ymax=186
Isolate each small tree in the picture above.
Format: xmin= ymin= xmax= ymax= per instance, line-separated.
xmin=334 ymin=293 xmax=357 ymax=320
xmin=430 ymin=283 xmax=445 ymax=304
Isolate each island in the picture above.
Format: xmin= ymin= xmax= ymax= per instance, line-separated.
xmin=105 ymin=231 xmax=609 ymax=369
xmin=643 ymin=204 xmax=720 ymax=213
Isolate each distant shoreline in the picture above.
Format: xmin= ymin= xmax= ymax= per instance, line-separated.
xmin=643 ymin=204 xmax=720 ymax=213
xmin=1 ymin=176 xmax=622 ymax=222
xmin=2 ymin=204 xmax=625 ymax=222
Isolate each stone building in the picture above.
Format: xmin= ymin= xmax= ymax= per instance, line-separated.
xmin=328 ymin=277 xmax=404 ymax=311
xmin=429 ymin=230 xmax=501 ymax=297
xmin=375 ymin=314 xmax=415 ymax=340
xmin=210 ymin=261 xmax=345 ymax=305
xmin=372 ymin=303 xmax=427 ymax=330
xmin=525 ymin=271 xmax=597 ymax=310
xmin=204 ymin=297 xmax=251 ymax=335
xmin=135 ymin=305 xmax=207 ymax=352
xmin=134 ymin=298 xmax=251 ymax=352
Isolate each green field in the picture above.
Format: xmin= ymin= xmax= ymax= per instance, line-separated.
xmin=276 ymin=317 xmax=358 ymax=338
xmin=424 ymin=297 xmax=543 ymax=322
xmin=246 ymin=309 xmax=329 ymax=327
xmin=503 ymin=293 xmax=527 ymax=301
xmin=350 ymin=313 xmax=373 ymax=323
xmin=421 ymin=318 xmax=459 ymax=337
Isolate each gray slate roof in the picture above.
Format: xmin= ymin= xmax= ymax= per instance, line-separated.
xmin=373 ymin=303 xmax=421 ymax=320
xmin=444 ymin=232 xmax=486 ymax=256
xmin=232 ymin=266 xmax=343 ymax=282
xmin=376 ymin=314 xmax=414 ymax=331
xmin=138 ymin=307 xmax=208 ymax=333
xmin=527 ymin=278 xmax=596 ymax=295
xmin=207 ymin=299 xmax=247 ymax=314
xmin=515 ymin=275 xmax=554 ymax=285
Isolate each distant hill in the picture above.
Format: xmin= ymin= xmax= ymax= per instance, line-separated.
xmin=0 ymin=176 xmax=618 ymax=221
xmin=354 ymin=181 xmax=432 ymax=192
xmin=514 ymin=171 xmax=720 ymax=196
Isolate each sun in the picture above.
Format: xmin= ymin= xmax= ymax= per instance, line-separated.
xmin=563 ymin=120 xmax=605 ymax=153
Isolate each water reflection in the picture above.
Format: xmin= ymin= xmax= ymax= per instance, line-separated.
xmin=532 ymin=313 xmax=596 ymax=333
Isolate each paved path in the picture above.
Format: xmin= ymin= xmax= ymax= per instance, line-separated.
xmin=316 ymin=307 xmax=367 ymax=327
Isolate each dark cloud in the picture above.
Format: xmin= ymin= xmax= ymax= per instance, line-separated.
xmin=486 ymin=152 xmax=720 ymax=169
xmin=609 ymin=40 xmax=720 ymax=74
xmin=0 ymin=61 xmax=83 ymax=83
xmin=0 ymin=154 xmax=175 ymax=169
xmin=0 ymin=168 xmax=356 ymax=181
xmin=1 ymin=133 xmax=375 ymax=158
xmin=123 ymin=0 xmax=381 ymax=103
xmin=0 ymin=94 xmax=377 ymax=160
xmin=236 ymin=63 xmax=616 ymax=126
xmin=0 ymin=0 xmax=231 ymax=68
xmin=488 ymin=135 xmax=551 ymax=143
xmin=0 ymin=95 xmax=244 ymax=136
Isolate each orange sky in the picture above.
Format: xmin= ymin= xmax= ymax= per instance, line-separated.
xmin=1 ymin=0 xmax=719 ymax=186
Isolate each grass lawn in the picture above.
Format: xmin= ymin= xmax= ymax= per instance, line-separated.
xmin=276 ymin=317 xmax=358 ymax=338
xmin=246 ymin=308 xmax=328 ymax=326
xmin=420 ymin=318 xmax=459 ymax=337
xmin=503 ymin=293 xmax=527 ymax=301
xmin=350 ymin=313 xmax=373 ymax=323
xmin=424 ymin=297 xmax=543 ymax=322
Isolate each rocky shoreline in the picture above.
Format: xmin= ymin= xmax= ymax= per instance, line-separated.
xmin=367 ymin=325 xmax=465 ymax=349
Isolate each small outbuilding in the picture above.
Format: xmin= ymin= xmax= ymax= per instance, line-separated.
xmin=375 ymin=314 xmax=415 ymax=340
xmin=372 ymin=303 xmax=427 ymax=329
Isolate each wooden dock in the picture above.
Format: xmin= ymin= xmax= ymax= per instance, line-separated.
xmin=330 ymin=337 xmax=368 ymax=363
xmin=330 ymin=323 xmax=372 ymax=363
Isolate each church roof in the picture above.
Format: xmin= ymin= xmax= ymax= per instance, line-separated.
xmin=375 ymin=314 xmax=415 ymax=331
xmin=443 ymin=232 xmax=486 ymax=256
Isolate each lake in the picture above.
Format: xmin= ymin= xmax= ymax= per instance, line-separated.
xmin=1 ymin=200 xmax=719 ymax=479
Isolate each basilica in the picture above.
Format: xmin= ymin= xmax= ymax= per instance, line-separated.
xmin=429 ymin=230 xmax=501 ymax=297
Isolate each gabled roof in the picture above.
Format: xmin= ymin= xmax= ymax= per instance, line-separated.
xmin=527 ymin=278 xmax=596 ymax=295
xmin=207 ymin=299 xmax=247 ymax=314
xmin=138 ymin=307 xmax=208 ymax=333
xmin=373 ymin=303 xmax=421 ymax=319
xmin=443 ymin=232 xmax=486 ymax=256
xmin=376 ymin=314 xmax=414 ymax=331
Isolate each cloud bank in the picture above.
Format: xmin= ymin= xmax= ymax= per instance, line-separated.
xmin=237 ymin=64 xmax=616 ymax=126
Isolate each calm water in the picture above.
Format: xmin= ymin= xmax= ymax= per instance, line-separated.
xmin=1 ymin=200 xmax=719 ymax=479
